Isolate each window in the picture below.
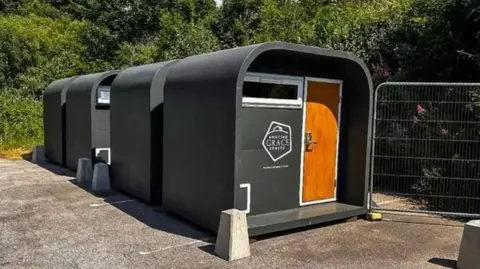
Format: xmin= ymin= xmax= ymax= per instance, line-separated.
xmin=243 ymin=82 xmax=298 ymax=100
xmin=242 ymin=72 xmax=303 ymax=109
xmin=97 ymin=86 xmax=110 ymax=104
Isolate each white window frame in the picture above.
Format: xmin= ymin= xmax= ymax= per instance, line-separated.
xmin=97 ymin=86 xmax=111 ymax=104
xmin=95 ymin=148 xmax=111 ymax=165
xmin=242 ymin=72 xmax=304 ymax=109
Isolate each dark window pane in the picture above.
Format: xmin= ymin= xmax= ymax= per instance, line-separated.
xmin=243 ymin=81 xmax=298 ymax=100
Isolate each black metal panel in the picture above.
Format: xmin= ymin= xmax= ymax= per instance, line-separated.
xmin=43 ymin=76 xmax=77 ymax=166
xmin=162 ymin=42 xmax=373 ymax=233
xmin=236 ymin=107 xmax=303 ymax=215
xmin=110 ymin=62 xmax=175 ymax=203
xmin=163 ymin=46 xmax=258 ymax=232
xmin=234 ymin=45 xmax=373 ymax=213
xmin=65 ymin=71 xmax=118 ymax=170
xmin=93 ymin=109 xmax=110 ymax=149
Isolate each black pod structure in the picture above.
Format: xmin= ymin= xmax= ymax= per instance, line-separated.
xmin=110 ymin=61 xmax=176 ymax=204
xmin=163 ymin=42 xmax=373 ymax=235
xmin=65 ymin=71 xmax=119 ymax=170
xmin=43 ymin=76 xmax=77 ymax=166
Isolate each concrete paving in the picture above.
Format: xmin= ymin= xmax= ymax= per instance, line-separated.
xmin=0 ymin=159 xmax=464 ymax=269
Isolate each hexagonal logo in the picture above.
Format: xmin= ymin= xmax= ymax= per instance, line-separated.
xmin=262 ymin=121 xmax=292 ymax=162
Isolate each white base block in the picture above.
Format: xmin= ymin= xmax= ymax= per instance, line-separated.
xmin=75 ymin=158 xmax=92 ymax=184
xmin=32 ymin=145 xmax=45 ymax=164
xmin=92 ymin=163 xmax=110 ymax=192
xmin=215 ymin=209 xmax=251 ymax=261
xmin=457 ymin=220 xmax=480 ymax=269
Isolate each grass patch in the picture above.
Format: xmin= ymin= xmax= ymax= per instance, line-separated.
xmin=0 ymin=91 xmax=43 ymax=157
xmin=0 ymin=147 xmax=32 ymax=160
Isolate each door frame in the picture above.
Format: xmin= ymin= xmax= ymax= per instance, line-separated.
xmin=299 ymin=77 xmax=343 ymax=206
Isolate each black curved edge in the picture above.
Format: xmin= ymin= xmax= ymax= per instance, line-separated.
xmin=162 ymin=41 xmax=373 ymax=234
xmin=43 ymin=76 xmax=78 ymax=166
xmin=110 ymin=61 xmax=177 ymax=203
xmin=65 ymin=70 xmax=120 ymax=170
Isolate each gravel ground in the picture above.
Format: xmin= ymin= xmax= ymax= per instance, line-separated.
xmin=0 ymin=159 xmax=465 ymax=269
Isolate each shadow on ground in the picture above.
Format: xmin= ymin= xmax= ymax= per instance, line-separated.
xmin=428 ymin=258 xmax=457 ymax=268
xmin=22 ymin=153 xmax=74 ymax=177
xmin=66 ymin=177 xmax=212 ymax=243
xmin=30 ymin=160 xmax=374 ymax=259
xmin=198 ymin=244 xmax=217 ymax=256
xmin=28 ymin=159 xmax=210 ymax=242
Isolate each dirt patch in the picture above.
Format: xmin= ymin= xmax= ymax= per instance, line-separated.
xmin=373 ymin=193 xmax=425 ymax=211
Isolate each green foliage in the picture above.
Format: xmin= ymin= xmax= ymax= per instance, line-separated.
xmin=250 ymin=0 xmax=316 ymax=44
xmin=214 ymin=0 xmax=263 ymax=48
xmin=0 ymin=0 xmax=479 ymax=151
xmin=0 ymin=14 xmax=87 ymax=96
xmin=114 ymin=42 xmax=157 ymax=68
xmin=373 ymin=0 xmax=480 ymax=82
xmin=155 ymin=10 xmax=220 ymax=60
xmin=15 ymin=0 xmax=65 ymax=18
xmin=0 ymin=0 xmax=26 ymax=13
xmin=53 ymin=0 xmax=164 ymax=43
xmin=0 ymin=91 xmax=43 ymax=149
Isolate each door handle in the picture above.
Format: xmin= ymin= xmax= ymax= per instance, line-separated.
xmin=306 ymin=131 xmax=317 ymax=149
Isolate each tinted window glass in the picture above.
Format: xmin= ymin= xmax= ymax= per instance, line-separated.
xmin=243 ymin=81 xmax=298 ymax=100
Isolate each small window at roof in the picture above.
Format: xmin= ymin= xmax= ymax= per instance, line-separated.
xmin=243 ymin=82 xmax=298 ymax=100
xmin=97 ymin=86 xmax=110 ymax=104
xmin=242 ymin=72 xmax=303 ymax=109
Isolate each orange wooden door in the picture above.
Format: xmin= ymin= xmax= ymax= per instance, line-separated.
xmin=302 ymin=80 xmax=340 ymax=203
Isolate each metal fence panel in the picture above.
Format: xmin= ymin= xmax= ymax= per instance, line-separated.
xmin=370 ymin=82 xmax=480 ymax=217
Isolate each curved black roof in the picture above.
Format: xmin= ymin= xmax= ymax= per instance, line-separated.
xmin=67 ymin=70 xmax=120 ymax=95
xmin=166 ymin=41 xmax=372 ymax=98
xmin=112 ymin=61 xmax=176 ymax=91
xmin=43 ymin=76 xmax=78 ymax=100
xmin=111 ymin=60 xmax=177 ymax=107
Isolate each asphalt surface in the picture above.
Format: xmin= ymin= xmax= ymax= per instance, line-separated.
xmin=0 ymin=159 xmax=465 ymax=269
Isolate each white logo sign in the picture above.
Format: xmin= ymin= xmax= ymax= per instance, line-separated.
xmin=262 ymin=121 xmax=292 ymax=162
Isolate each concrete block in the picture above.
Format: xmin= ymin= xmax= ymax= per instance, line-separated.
xmin=457 ymin=220 xmax=480 ymax=269
xmin=92 ymin=162 xmax=110 ymax=192
xmin=215 ymin=209 xmax=251 ymax=261
xmin=32 ymin=145 xmax=45 ymax=164
xmin=75 ymin=158 xmax=92 ymax=184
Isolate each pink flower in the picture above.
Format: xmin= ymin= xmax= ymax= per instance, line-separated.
xmin=441 ymin=129 xmax=448 ymax=135
xmin=417 ymin=104 xmax=426 ymax=114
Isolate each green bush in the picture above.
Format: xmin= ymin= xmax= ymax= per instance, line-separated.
xmin=0 ymin=92 xmax=43 ymax=149
xmin=0 ymin=14 xmax=87 ymax=97
xmin=0 ymin=0 xmax=479 ymax=157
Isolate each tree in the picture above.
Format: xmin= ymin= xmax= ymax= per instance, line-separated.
xmin=376 ymin=0 xmax=480 ymax=81
xmin=214 ymin=0 xmax=263 ymax=48
xmin=250 ymin=0 xmax=316 ymax=44
xmin=0 ymin=14 xmax=87 ymax=97
xmin=155 ymin=10 xmax=220 ymax=60
xmin=53 ymin=0 xmax=165 ymax=43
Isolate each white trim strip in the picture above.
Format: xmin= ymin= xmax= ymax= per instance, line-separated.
xmin=242 ymin=72 xmax=304 ymax=109
xmin=95 ymin=147 xmax=111 ymax=165
xmin=240 ymin=183 xmax=251 ymax=214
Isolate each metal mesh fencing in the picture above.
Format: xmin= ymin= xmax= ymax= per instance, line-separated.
xmin=370 ymin=82 xmax=480 ymax=217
